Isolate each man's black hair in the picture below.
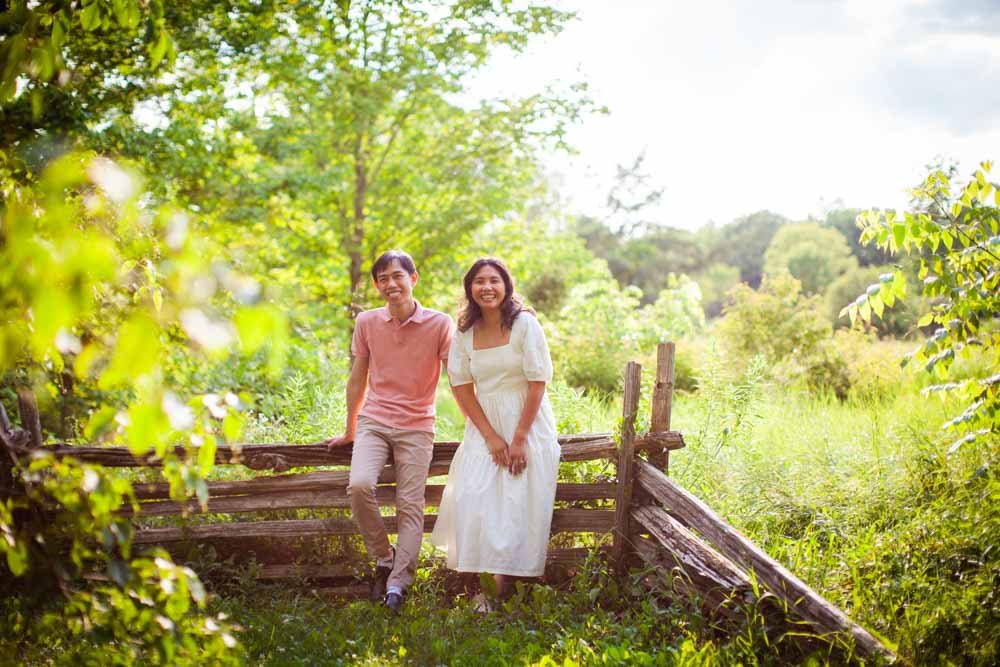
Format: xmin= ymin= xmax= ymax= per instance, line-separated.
xmin=371 ymin=250 xmax=417 ymax=281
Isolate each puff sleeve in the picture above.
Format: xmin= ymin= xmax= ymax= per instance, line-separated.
xmin=520 ymin=315 xmax=553 ymax=382
xmin=447 ymin=329 xmax=474 ymax=386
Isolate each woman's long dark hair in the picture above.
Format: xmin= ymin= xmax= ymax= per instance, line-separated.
xmin=457 ymin=257 xmax=524 ymax=333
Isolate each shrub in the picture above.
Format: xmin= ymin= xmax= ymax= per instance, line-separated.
xmin=548 ymin=274 xmax=705 ymax=394
xmin=718 ymin=271 xmax=830 ymax=369
xmin=547 ymin=279 xmax=647 ymax=394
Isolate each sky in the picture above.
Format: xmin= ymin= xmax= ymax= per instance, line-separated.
xmin=465 ymin=0 xmax=1000 ymax=230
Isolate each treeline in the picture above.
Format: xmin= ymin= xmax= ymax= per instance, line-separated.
xmin=571 ymin=206 xmax=910 ymax=324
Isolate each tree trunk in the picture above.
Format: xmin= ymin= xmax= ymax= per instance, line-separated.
xmin=347 ymin=136 xmax=368 ymax=320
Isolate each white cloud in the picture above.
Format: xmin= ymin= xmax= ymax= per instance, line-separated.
xmin=467 ymin=0 xmax=1000 ymax=229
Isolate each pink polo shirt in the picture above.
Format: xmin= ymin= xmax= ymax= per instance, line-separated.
xmin=352 ymin=301 xmax=454 ymax=434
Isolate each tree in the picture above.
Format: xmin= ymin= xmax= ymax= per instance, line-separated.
xmin=572 ymin=213 xmax=706 ymax=304
xmin=847 ymin=162 xmax=1000 ymax=451
xmin=204 ymin=1 xmax=592 ymax=320
xmin=763 ymin=222 xmax=858 ymax=295
xmin=708 ymin=210 xmax=787 ymax=288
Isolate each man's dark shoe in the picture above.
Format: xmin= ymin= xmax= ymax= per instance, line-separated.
xmin=370 ymin=547 xmax=394 ymax=603
xmin=384 ymin=591 xmax=404 ymax=615
xmin=371 ymin=563 xmax=391 ymax=603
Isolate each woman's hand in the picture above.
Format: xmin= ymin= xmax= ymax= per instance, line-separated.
xmin=485 ymin=433 xmax=510 ymax=468
xmin=508 ymin=432 xmax=528 ymax=476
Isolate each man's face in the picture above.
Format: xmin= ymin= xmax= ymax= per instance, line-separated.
xmin=373 ymin=260 xmax=418 ymax=306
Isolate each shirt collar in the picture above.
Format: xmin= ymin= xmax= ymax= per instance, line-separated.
xmin=381 ymin=300 xmax=427 ymax=324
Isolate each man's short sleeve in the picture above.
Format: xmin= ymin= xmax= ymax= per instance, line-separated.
xmin=439 ymin=316 xmax=455 ymax=361
xmin=351 ymin=316 xmax=370 ymax=358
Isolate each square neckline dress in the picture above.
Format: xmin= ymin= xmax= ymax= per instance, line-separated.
xmin=430 ymin=313 xmax=561 ymax=577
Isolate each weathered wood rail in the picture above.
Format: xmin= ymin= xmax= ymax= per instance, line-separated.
xmin=0 ymin=343 xmax=892 ymax=660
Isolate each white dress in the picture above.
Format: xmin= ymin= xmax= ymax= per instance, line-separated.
xmin=430 ymin=313 xmax=561 ymax=577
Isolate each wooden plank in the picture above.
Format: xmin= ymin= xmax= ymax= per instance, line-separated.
xmin=635 ymin=459 xmax=892 ymax=659
xmin=648 ymin=342 xmax=676 ymax=470
xmin=632 ymin=535 xmax=748 ymax=623
xmin=632 ymin=505 xmax=751 ymax=591
xmin=633 ymin=431 xmax=685 ymax=452
xmin=126 ymin=482 xmax=617 ymax=517
xmin=132 ymin=465 xmax=450 ymax=500
xmin=132 ymin=509 xmax=615 ymax=544
xmin=26 ymin=433 xmax=617 ymax=470
xmin=611 ymin=361 xmax=642 ymax=569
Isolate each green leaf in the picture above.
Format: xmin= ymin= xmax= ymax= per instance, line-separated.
xmin=84 ymin=405 xmax=118 ymax=441
xmin=80 ymin=2 xmax=100 ymax=31
xmin=150 ymin=30 xmax=169 ymax=69
xmin=5 ymin=542 xmax=28 ymax=576
xmin=892 ymin=222 xmax=906 ymax=249
xmin=125 ymin=400 xmax=168 ymax=456
xmin=222 ymin=413 xmax=242 ymax=443
xmin=871 ymin=295 xmax=884 ymax=318
xmin=197 ymin=435 xmax=217 ymax=476
xmin=99 ymin=314 xmax=161 ymax=389
xmin=858 ymin=298 xmax=872 ymax=322
xmin=51 ymin=16 xmax=66 ymax=48
xmin=892 ymin=271 xmax=906 ymax=299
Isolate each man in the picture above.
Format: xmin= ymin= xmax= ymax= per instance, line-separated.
xmin=323 ymin=250 xmax=453 ymax=614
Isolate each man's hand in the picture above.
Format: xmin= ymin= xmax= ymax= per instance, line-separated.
xmin=323 ymin=433 xmax=354 ymax=451
xmin=485 ymin=434 xmax=509 ymax=468
xmin=508 ymin=433 xmax=528 ymax=476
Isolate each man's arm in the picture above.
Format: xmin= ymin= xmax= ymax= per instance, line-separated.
xmin=323 ymin=355 xmax=370 ymax=449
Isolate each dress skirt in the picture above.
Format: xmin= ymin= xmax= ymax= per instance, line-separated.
xmin=430 ymin=385 xmax=561 ymax=577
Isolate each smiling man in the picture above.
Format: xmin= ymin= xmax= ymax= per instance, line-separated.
xmin=323 ymin=249 xmax=454 ymax=613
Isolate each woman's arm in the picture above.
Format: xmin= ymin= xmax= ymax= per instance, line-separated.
xmin=508 ymin=380 xmax=545 ymax=476
xmin=452 ymin=383 xmax=509 ymax=468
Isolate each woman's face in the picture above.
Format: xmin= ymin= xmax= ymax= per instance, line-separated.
xmin=470 ymin=264 xmax=506 ymax=312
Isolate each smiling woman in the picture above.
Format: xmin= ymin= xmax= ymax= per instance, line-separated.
xmin=457 ymin=257 xmax=525 ymax=335
xmin=432 ymin=257 xmax=560 ymax=609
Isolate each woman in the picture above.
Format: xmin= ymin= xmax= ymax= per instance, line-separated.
xmin=430 ymin=257 xmax=560 ymax=610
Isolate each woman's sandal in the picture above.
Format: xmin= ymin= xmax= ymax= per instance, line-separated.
xmin=472 ymin=592 xmax=495 ymax=614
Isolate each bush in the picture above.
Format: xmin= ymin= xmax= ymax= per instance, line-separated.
xmin=547 ymin=278 xmax=647 ymax=394
xmin=718 ymin=271 xmax=830 ymax=369
xmin=548 ymin=274 xmax=705 ymax=394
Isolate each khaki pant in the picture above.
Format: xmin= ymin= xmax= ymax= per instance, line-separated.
xmin=348 ymin=415 xmax=434 ymax=590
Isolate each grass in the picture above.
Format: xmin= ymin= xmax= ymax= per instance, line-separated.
xmin=5 ymin=338 xmax=998 ymax=665
xmin=178 ymin=347 xmax=995 ymax=665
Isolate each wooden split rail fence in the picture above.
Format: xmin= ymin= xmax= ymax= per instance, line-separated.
xmin=0 ymin=343 xmax=892 ymax=659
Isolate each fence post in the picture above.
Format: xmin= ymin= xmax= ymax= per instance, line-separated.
xmin=17 ymin=389 xmax=43 ymax=449
xmin=612 ymin=361 xmax=641 ymax=571
xmin=0 ymin=402 xmax=13 ymax=496
xmin=648 ymin=342 xmax=675 ymax=473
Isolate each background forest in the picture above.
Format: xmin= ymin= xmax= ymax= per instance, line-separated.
xmin=1 ymin=1 xmax=998 ymax=665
